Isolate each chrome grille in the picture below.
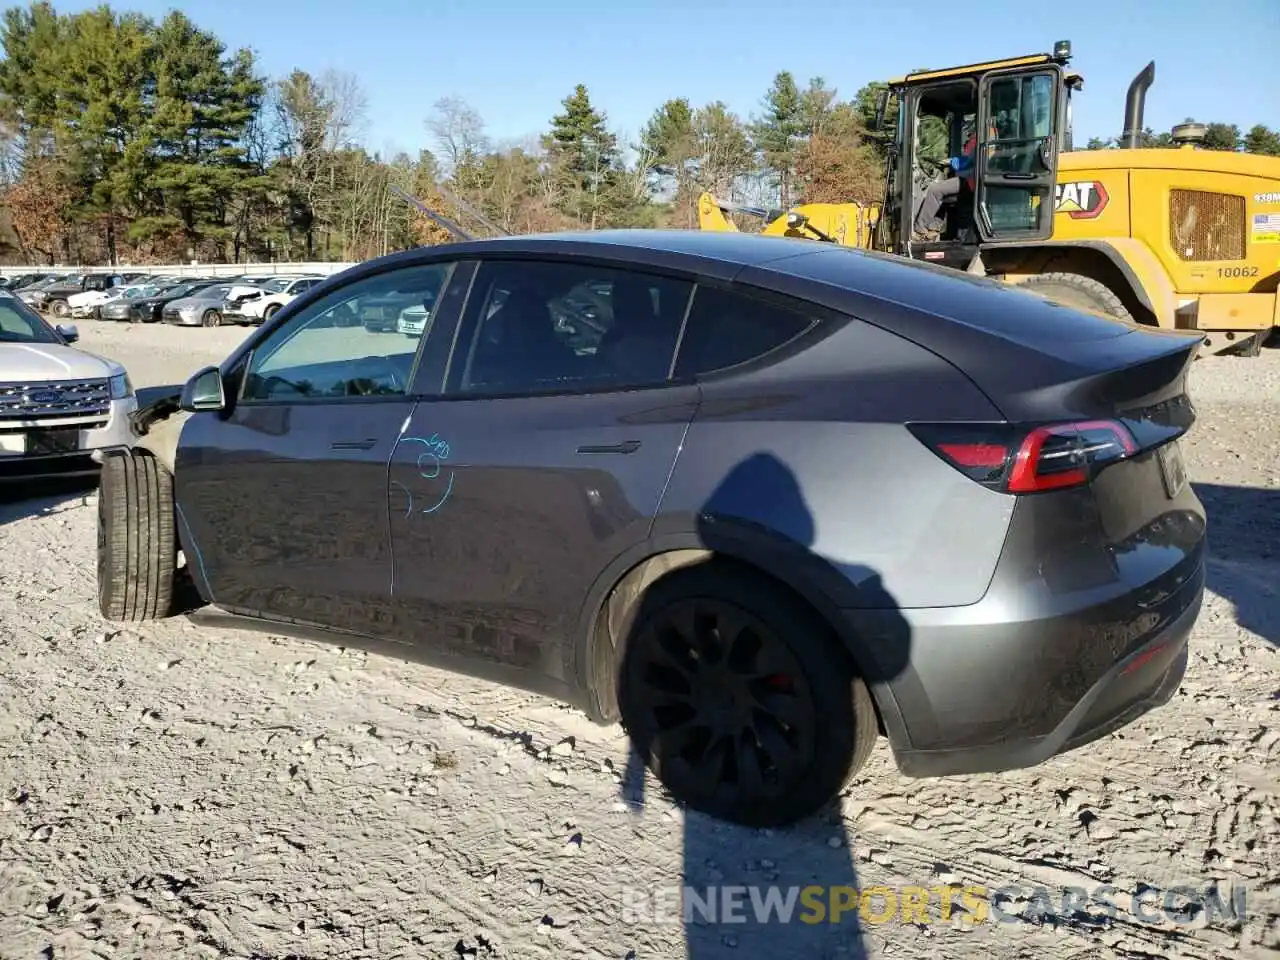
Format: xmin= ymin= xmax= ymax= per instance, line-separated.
xmin=0 ymin=378 xmax=111 ymax=420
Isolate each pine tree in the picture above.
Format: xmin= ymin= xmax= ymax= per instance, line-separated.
xmin=544 ymin=84 xmax=620 ymax=228
xmin=1243 ymin=125 xmax=1280 ymax=156
xmin=750 ymin=71 xmax=803 ymax=206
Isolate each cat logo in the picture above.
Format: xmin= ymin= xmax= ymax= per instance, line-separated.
xmin=1055 ymin=180 xmax=1109 ymax=220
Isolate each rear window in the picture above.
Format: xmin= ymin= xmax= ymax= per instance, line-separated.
xmin=674 ymin=286 xmax=817 ymax=378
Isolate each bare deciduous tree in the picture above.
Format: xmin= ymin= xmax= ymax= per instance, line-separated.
xmin=426 ymin=96 xmax=489 ymax=174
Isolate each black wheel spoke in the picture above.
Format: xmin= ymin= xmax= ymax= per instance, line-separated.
xmin=744 ymin=642 xmax=798 ymax=683
xmin=735 ymin=733 xmax=766 ymax=796
xmin=720 ymin=609 xmax=762 ymax=672
xmin=753 ymin=714 xmax=804 ymax=782
xmin=624 ymin=589 xmax=831 ymax=823
xmin=752 ymin=689 xmax=811 ymax=729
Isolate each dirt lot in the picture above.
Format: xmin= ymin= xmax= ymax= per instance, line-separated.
xmin=1 ymin=321 xmax=1277 ymax=960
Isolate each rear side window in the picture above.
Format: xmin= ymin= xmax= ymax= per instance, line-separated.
xmin=675 ymin=286 xmax=816 ymax=378
xmin=451 ymin=259 xmax=694 ymax=396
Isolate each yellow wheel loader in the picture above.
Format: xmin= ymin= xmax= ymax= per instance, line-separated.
xmin=699 ymin=42 xmax=1280 ymax=355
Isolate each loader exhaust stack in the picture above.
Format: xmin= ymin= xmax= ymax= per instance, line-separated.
xmin=1121 ymin=61 xmax=1155 ymax=149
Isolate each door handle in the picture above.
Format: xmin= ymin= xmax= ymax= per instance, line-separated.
xmin=576 ymin=440 xmax=641 ymax=455
xmin=331 ymin=438 xmax=377 ymax=451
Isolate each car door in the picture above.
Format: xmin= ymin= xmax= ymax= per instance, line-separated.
xmin=175 ymin=260 xmax=460 ymax=635
xmin=387 ymin=257 xmax=700 ymax=685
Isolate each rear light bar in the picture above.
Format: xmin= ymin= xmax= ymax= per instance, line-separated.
xmin=909 ymin=420 xmax=1140 ymax=494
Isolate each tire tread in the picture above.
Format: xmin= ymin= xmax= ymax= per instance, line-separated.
xmin=1019 ymin=272 xmax=1133 ymax=321
xmin=97 ymin=449 xmax=176 ymax=622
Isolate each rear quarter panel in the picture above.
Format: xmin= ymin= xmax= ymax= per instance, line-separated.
xmin=657 ymin=315 xmax=1015 ymax=610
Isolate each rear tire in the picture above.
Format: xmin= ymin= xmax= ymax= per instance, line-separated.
xmin=616 ymin=562 xmax=877 ymax=827
xmin=97 ymin=450 xmax=177 ymax=622
xmin=1018 ymin=272 xmax=1133 ymax=322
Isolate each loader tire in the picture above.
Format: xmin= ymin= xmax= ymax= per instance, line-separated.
xmin=1018 ymin=273 xmax=1133 ymax=322
xmin=97 ymin=449 xmax=177 ymax=622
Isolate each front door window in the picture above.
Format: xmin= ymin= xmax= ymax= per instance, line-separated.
xmin=242 ymin=264 xmax=452 ymax=402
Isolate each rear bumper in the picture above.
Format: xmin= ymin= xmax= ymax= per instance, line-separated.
xmin=886 ymin=578 xmax=1200 ymax=777
xmin=847 ymin=481 xmax=1207 ymax=777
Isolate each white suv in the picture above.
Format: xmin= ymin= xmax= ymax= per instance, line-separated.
xmin=0 ymin=291 xmax=136 ymax=482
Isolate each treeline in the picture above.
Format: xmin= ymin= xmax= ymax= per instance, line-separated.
xmin=1087 ymin=124 xmax=1280 ymax=153
xmin=0 ymin=1 xmax=1276 ymax=267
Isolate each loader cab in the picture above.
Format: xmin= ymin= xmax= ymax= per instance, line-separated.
xmin=876 ymin=44 xmax=1073 ymax=269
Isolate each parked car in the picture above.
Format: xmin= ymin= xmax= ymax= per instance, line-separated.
xmin=2 ymin=273 xmax=52 ymax=291
xmin=162 ymin=283 xmax=235 ymax=327
xmin=70 ymin=282 xmax=165 ymax=320
xmin=395 ymin=294 xmax=435 ymax=337
xmin=222 ymin=275 xmax=324 ymax=325
xmin=24 ymin=274 xmax=125 ymax=318
xmin=95 ymin=230 xmax=1207 ymax=828
xmin=15 ymin=275 xmax=72 ymax=307
xmin=107 ymin=280 xmax=221 ymax=323
xmin=0 ymin=289 xmax=136 ymax=482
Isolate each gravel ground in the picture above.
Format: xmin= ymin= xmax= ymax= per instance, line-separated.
xmin=1 ymin=321 xmax=1277 ymax=960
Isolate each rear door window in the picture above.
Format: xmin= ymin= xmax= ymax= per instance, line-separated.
xmin=674 ymin=285 xmax=817 ymax=378
xmin=449 ymin=260 xmax=693 ymax=396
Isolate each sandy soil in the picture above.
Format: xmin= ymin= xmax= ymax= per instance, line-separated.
xmin=1 ymin=321 xmax=1277 ymax=960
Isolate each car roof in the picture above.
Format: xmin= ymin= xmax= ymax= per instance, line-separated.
xmin=421 ymin=229 xmax=824 ymax=271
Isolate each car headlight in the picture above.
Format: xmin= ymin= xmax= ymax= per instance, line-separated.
xmin=108 ymin=372 xmax=133 ymax=400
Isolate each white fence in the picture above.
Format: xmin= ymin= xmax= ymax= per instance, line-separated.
xmin=0 ymin=261 xmax=357 ymax=280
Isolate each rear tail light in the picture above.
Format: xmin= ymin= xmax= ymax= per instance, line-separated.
xmin=909 ymin=420 xmax=1138 ymax=494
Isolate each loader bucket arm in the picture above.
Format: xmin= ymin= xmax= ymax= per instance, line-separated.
xmin=390 ymin=185 xmax=474 ymax=242
xmin=698 ymin=192 xmax=742 ymax=232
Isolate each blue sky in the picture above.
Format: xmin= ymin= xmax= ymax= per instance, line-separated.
xmin=57 ymin=0 xmax=1279 ymax=158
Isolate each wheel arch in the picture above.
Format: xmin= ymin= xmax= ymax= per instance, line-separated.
xmin=572 ymin=535 xmax=909 ymax=748
xmin=984 ymin=238 xmax=1179 ymax=328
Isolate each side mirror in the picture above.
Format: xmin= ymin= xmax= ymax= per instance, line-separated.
xmin=872 ymin=89 xmax=890 ymax=132
xmin=180 ymin=365 xmax=227 ymax=412
xmin=55 ymin=323 xmax=79 ymax=343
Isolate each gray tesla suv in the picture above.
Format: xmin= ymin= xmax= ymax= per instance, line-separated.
xmin=95 ymin=229 xmax=1207 ymax=827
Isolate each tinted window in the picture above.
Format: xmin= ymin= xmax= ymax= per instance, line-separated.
xmin=242 ymin=263 xmax=451 ymax=402
xmin=453 ymin=260 xmax=693 ymax=396
xmin=674 ymin=286 xmax=816 ymax=378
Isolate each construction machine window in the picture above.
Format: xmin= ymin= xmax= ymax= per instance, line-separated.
xmin=980 ymin=71 xmax=1057 ymax=236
